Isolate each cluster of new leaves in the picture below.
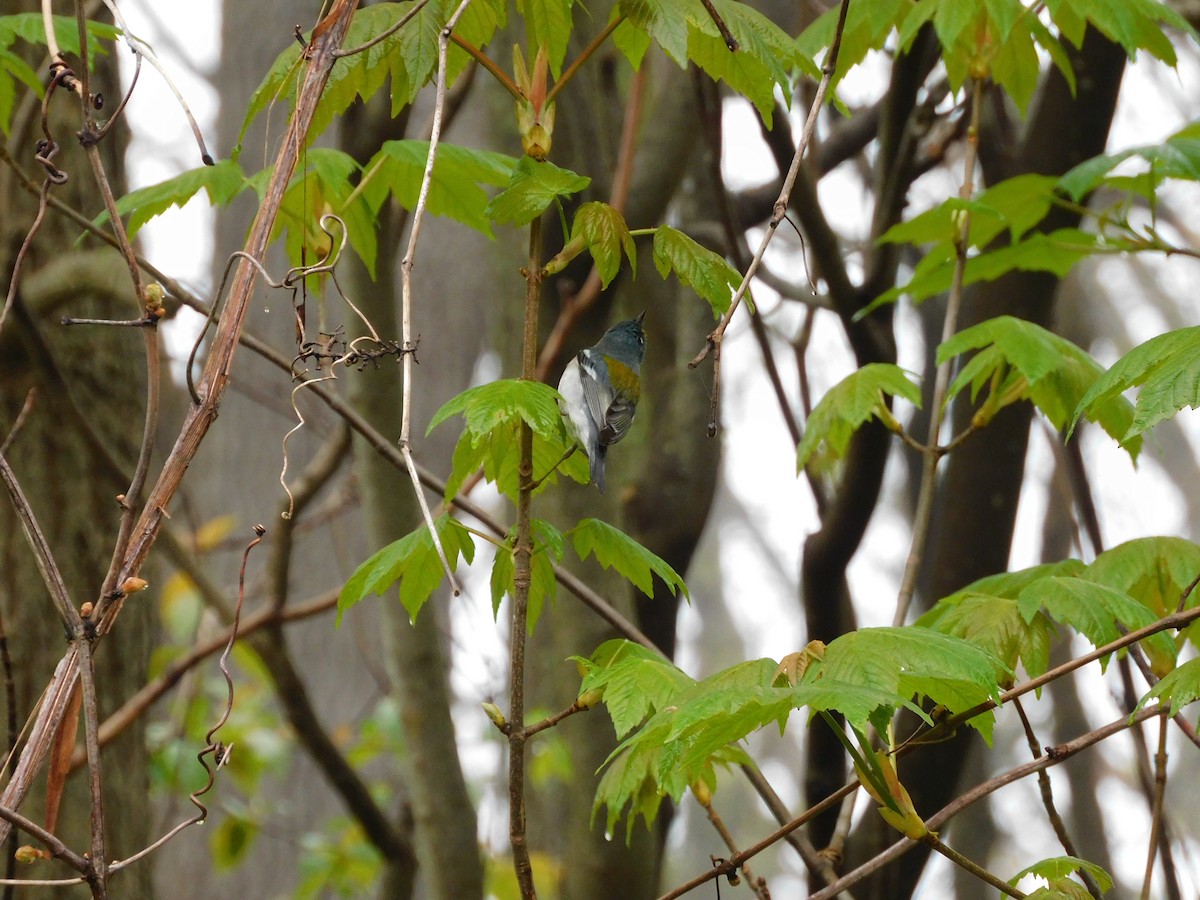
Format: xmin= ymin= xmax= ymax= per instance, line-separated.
xmin=797 ymin=318 xmax=1139 ymax=471
xmin=582 ymin=626 xmax=1005 ymax=835
xmin=338 ymin=380 xmax=689 ymax=627
xmin=585 ymin=535 xmax=1200 ymax=834
xmin=874 ymin=119 xmax=1200 ymax=313
xmin=800 ymin=0 xmax=1192 ymax=112
xmin=919 ymin=537 xmax=1200 ymax=682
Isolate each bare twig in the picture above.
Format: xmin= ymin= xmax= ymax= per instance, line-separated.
xmin=1141 ymin=710 xmax=1170 ymax=900
xmin=698 ymin=0 xmax=738 ymax=51
xmin=75 ymin=641 xmax=108 ymax=898
xmin=922 ymin=832 xmax=1025 ymax=898
xmin=697 ymin=795 xmax=769 ymax=900
xmin=892 ymin=75 xmax=984 ymax=627
xmin=0 ymin=390 xmax=36 ymax=458
xmin=1013 ymin=698 xmax=1102 ymax=898
xmin=397 ymin=0 xmax=475 ymax=595
xmin=0 ymin=0 xmax=360 ymax=851
xmin=333 ymin=0 xmax=433 ymax=58
xmin=688 ymin=0 xmax=852 ymax=434
xmin=72 ymin=592 xmax=337 ymax=767
xmin=808 ymin=705 xmax=1162 ymax=900
xmin=0 ymin=803 xmax=87 ymax=872
xmin=0 ymin=454 xmax=80 ymax=631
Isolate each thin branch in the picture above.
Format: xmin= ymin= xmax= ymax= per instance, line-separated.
xmin=75 ymin=641 xmax=108 ymax=898
xmin=698 ymin=0 xmax=737 ymax=51
xmin=514 ymin=699 xmax=587 ymax=739
xmin=892 ymin=75 xmax=983 ymax=627
xmin=543 ymin=16 xmax=623 ymax=107
xmin=697 ymin=795 xmax=769 ymax=900
xmin=0 ymin=389 xmax=36 ymax=458
xmin=0 ymin=803 xmax=87 ymax=872
xmin=1013 ymin=698 xmax=1102 ymax=899
xmin=739 ymin=765 xmax=851 ymax=893
xmin=1141 ymin=710 xmax=1169 ymax=900
xmin=397 ymin=0 xmax=474 ymax=595
xmin=0 ymin=0 xmax=361 ymax=850
xmin=333 ymin=0 xmax=433 ymax=57
xmin=688 ymin=0 xmax=852 ymax=411
xmin=656 ymin=782 xmax=858 ymax=900
xmin=72 ymin=592 xmax=337 ymax=767
xmin=808 ymin=705 xmax=1162 ymax=900
xmin=0 ymin=454 xmax=80 ymax=631
xmin=449 ymin=33 xmax=522 ymax=99
xmin=922 ymin=832 xmax=1025 ymax=898
xmin=508 ymin=211 xmax=542 ymax=900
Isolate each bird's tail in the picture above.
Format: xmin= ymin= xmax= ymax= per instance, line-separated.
xmin=591 ymin=444 xmax=607 ymax=493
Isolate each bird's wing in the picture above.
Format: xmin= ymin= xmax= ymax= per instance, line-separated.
xmin=578 ymin=349 xmax=614 ymax=432
xmin=599 ymin=394 xmax=636 ymax=446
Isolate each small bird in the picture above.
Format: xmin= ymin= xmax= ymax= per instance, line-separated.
xmin=557 ymin=311 xmax=647 ymax=493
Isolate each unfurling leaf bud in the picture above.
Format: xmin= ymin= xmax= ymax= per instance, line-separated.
xmin=143 ymin=283 xmax=166 ymax=312
xmin=482 ymin=702 xmax=507 ymax=729
xmin=576 ymin=687 xmax=604 ymax=709
xmin=120 ymin=576 xmax=149 ymax=595
xmin=15 ymin=845 xmax=47 ymax=864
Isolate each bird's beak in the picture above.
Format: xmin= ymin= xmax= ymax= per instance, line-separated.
xmin=635 ymin=310 xmax=647 ymax=325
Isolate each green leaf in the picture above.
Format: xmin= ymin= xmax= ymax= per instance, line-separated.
xmin=879 ymin=175 xmax=1058 ymax=249
xmin=569 ymin=518 xmax=689 ymax=600
xmin=652 ymin=225 xmax=744 ymax=317
xmin=429 ymin=379 xmax=585 ymax=502
xmin=1135 ymin=657 xmax=1200 ymax=722
xmin=1016 ymin=576 xmax=1174 ymax=673
xmin=576 ymin=640 xmax=692 ymax=739
xmin=590 ymin=655 xmax=898 ymax=837
xmin=873 ymin=228 xmax=1110 ymax=312
xmin=937 ymin=560 xmax=1087 ymax=605
xmin=571 ymin=202 xmax=636 ymax=287
xmin=516 ymin=0 xmax=575 ymax=77
xmin=237 ymin=1 xmax=503 ymax=154
xmin=0 ymin=47 xmax=39 ymax=135
xmin=1059 ymin=121 xmax=1200 ymax=201
xmin=97 ymin=161 xmax=249 ymax=241
xmin=804 ymin=627 xmax=1007 ymax=739
xmin=618 ymin=0 xmax=815 ymax=123
xmin=617 ymin=0 xmax=690 ymax=64
xmin=490 ymin=519 xmax=563 ymax=631
xmin=937 ymin=316 xmax=1139 ymax=459
xmin=339 ymin=515 xmax=475 ymax=623
xmin=612 ymin=13 xmax=653 ymax=69
xmin=797 ymin=0 xmax=910 ymax=98
xmin=1083 ymin=536 xmax=1200 ymax=671
xmin=796 ymin=364 xmax=921 ymax=471
xmin=987 ymin=9 xmax=1043 ymax=114
xmin=917 ymin=593 xmax=1054 ymax=684
xmin=1046 ymin=0 xmax=1196 ymax=65
xmin=1072 ymin=325 xmax=1200 ymax=445
xmin=267 ymin=149 xmax=378 ymax=276
xmin=0 ymin=13 xmax=119 ymax=58
xmin=485 ymin=156 xmax=590 ymax=226
xmin=1085 ymin=537 xmax=1200 ymax=617
xmin=921 ymin=560 xmax=1084 ymax=692
xmin=361 ymin=140 xmax=518 ymax=237
xmin=684 ymin=0 xmax=814 ymax=125
xmin=1009 ymin=856 xmax=1113 ymax=894
xmin=429 ymin=379 xmax=565 ymax=438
